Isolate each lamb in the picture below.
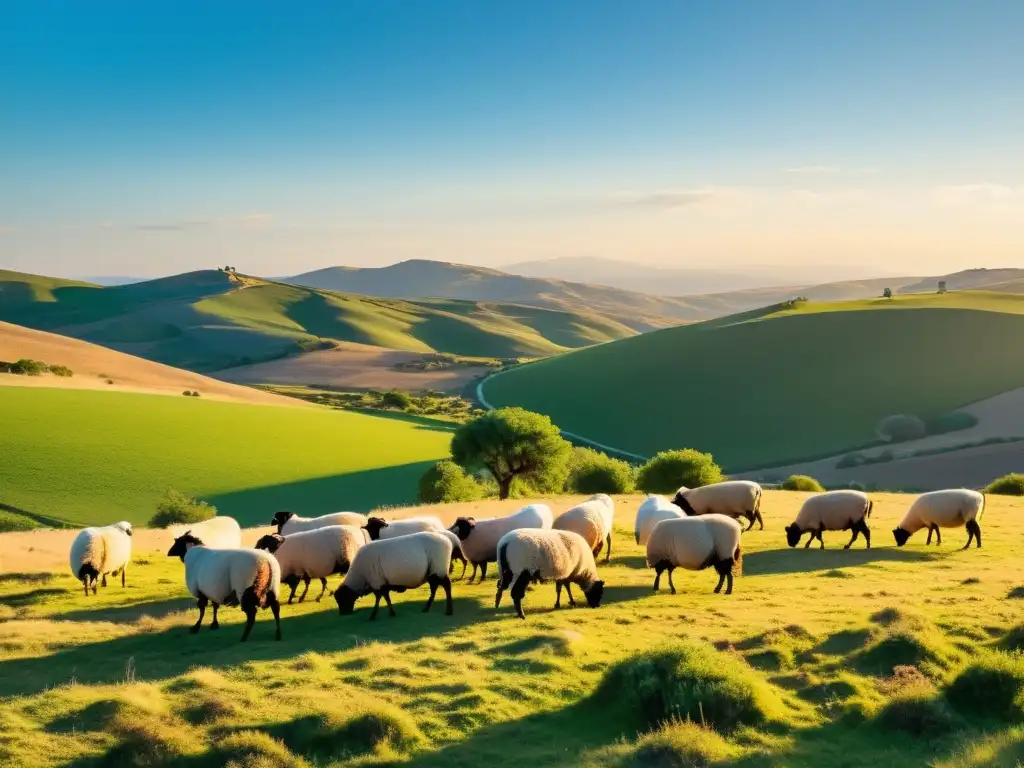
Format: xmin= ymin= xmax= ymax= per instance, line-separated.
xmin=645 ymin=514 xmax=742 ymax=595
xmin=671 ymin=481 xmax=764 ymax=531
xmin=171 ymin=516 xmax=241 ymax=549
xmin=167 ymin=532 xmax=282 ymax=642
xmin=892 ymin=489 xmax=985 ymax=549
xmin=785 ymin=490 xmax=873 ymax=549
xmin=634 ymin=495 xmax=684 ymax=546
xmin=254 ymin=524 xmax=366 ymax=603
xmin=68 ymin=521 xmax=133 ymax=596
xmin=361 ymin=516 xmax=468 ymax=577
xmin=495 ymin=528 xmax=605 ymax=619
xmin=450 ymin=503 xmax=554 ymax=583
xmin=271 ymin=510 xmax=368 ymax=535
xmin=334 ymin=531 xmax=454 ymax=619
xmin=553 ymin=498 xmax=613 ymax=562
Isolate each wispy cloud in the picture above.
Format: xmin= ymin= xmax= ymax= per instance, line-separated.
xmin=135 ymin=219 xmax=212 ymax=231
xmin=134 ymin=212 xmax=274 ymax=231
xmin=932 ymin=183 xmax=1018 ymax=207
xmin=612 ymin=188 xmax=739 ymax=209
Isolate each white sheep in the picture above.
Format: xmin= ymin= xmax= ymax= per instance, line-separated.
xmin=553 ymin=499 xmax=612 ymax=562
xmin=893 ymin=489 xmax=985 ymax=549
xmin=271 ymin=510 xmax=368 ymax=535
xmin=254 ymin=525 xmax=366 ymax=603
xmin=645 ymin=514 xmax=742 ymax=595
xmin=170 ymin=516 xmax=241 ymax=549
xmin=785 ymin=490 xmax=873 ymax=549
xmin=450 ymin=503 xmax=553 ymax=583
xmin=361 ymin=516 xmax=469 ymax=577
xmin=334 ymin=531 xmax=454 ymax=619
xmin=672 ymin=481 xmax=764 ymax=531
xmin=168 ymin=531 xmax=282 ymax=642
xmin=494 ymin=528 xmax=605 ymax=619
xmin=68 ymin=522 xmax=133 ymax=596
xmin=634 ymin=495 xmax=684 ymax=546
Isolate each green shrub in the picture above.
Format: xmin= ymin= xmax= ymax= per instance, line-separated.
xmin=565 ymin=447 xmax=635 ymax=494
xmin=876 ymin=689 xmax=962 ymax=737
xmin=268 ymin=704 xmax=423 ymax=761
xmin=0 ymin=509 xmax=39 ymax=532
xmin=8 ymin=358 xmax=48 ymax=376
xmin=987 ymin=474 xmax=1024 ymax=496
xmin=417 ymin=460 xmax=484 ymax=503
xmin=47 ymin=364 xmax=73 ymax=377
xmin=635 ymin=449 xmax=723 ymax=494
xmin=946 ymin=651 xmax=1024 ymax=721
xmin=149 ymin=489 xmax=217 ymax=528
xmin=382 ymin=389 xmax=413 ymax=410
xmin=876 ymin=413 xmax=927 ymax=443
xmin=925 ymin=411 xmax=979 ymax=435
xmin=781 ymin=475 xmax=825 ymax=492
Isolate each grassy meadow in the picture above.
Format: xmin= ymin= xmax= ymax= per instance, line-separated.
xmin=0 ymin=387 xmax=453 ymax=527
xmin=1 ymin=491 xmax=1024 ymax=766
xmin=483 ymin=293 xmax=1024 ymax=469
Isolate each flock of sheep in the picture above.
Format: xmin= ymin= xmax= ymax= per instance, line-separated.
xmin=67 ymin=481 xmax=987 ymax=642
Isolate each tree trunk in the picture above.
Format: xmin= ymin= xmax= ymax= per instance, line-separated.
xmin=498 ymin=476 xmax=513 ymax=500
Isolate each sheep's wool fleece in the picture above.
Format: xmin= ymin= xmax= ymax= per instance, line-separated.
xmin=678 ymin=481 xmax=760 ymax=516
xmin=284 ymin=512 xmax=368 ymax=535
xmin=794 ymin=490 xmax=870 ymax=531
xmin=499 ymin=528 xmax=598 ymax=587
xmin=586 ymin=494 xmax=616 ymax=530
xmin=69 ymin=523 xmax=132 ymax=577
xmin=172 ymin=516 xmax=241 ymax=549
xmin=184 ymin=547 xmax=281 ymax=606
xmin=345 ymin=532 xmax=453 ymax=593
xmin=635 ymin=496 xmax=684 ymax=545
xmin=899 ymin=489 xmax=984 ymax=533
xmin=274 ymin=525 xmax=365 ymax=579
xmin=646 ymin=515 xmax=741 ymax=570
xmin=553 ymin=503 xmax=606 ymax=550
xmin=458 ymin=504 xmax=553 ymax=564
xmin=378 ymin=516 xmax=445 ymax=539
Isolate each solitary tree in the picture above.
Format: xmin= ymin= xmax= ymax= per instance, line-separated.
xmin=883 ymin=287 xmax=893 ymax=299
xmin=451 ymin=408 xmax=571 ymax=499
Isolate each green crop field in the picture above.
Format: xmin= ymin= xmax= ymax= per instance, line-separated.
xmin=483 ymin=293 xmax=1024 ymax=470
xmin=2 ymin=491 xmax=1024 ymax=767
xmin=0 ymin=387 xmax=453 ymax=527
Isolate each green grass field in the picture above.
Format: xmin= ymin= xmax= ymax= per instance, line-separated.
xmin=0 ymin=269 xmax=641 ymax=371
xmin=2 ymin=491 xmax=1023 ymax=767
xmin=0 ymin=387 xmax=453 ymax=527
xmin=483 ymin=292 xmax=1024 ymax=470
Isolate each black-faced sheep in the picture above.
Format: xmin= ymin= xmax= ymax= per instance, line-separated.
xmin=69 ymin=522 xmax=133 ymax=596
xmin=254 ymin=524 xmax=366 ymax=603
xmin=785 ymin=490 xmax=872 ymax=549
xmin=671 ymin=480 xmax=764 ymax=531
xmin=892 ymin=489 xmax=984 ymax=549
xmin=645 ymin=514 xmax=742 ymax=595
xmin=271 ymin=510 xmax=368 ymax=535
xmin=450 ymin=503 xmax=553 ymax=583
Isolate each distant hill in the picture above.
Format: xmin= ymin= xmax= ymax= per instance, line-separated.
xmin=482 ymin=290 xmax=1024 ymax=471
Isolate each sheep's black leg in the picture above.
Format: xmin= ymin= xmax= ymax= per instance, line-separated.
xmin=725 ymin=567 xmax=734 ymax=595
xmin=511 ymin=571 xmax=530 ymax=619
xmin=606 ymin=532 xmax=612 ymax=563
xmin=239 ymin=588 xmax=258 ymax=642
xmin=667 ymin=568 xmax=677 ymax=595
xmin=964 ymin=520 xmax=982 ymax=549
xmin=82 ymin=577 xmax=89 ymax=597
xmin=804 ymin=534 xmax=813 ymax=549
xmin=818 ymin=530 xmax=826 ymax=549
xmin=565 ymin=582 xmax=577 ymax=607
xmin=210 ymin=603 xmax=220 ymax=630
xmin=285 ymin=579 xmax=298 ymax=605
xmin=298 ymin=576 xmax=311 ymax=603
xmin=268 ymin=591 xmax=282 ymax=641
xmin=593 ymin=540 xmax=604 ymax=560
xmin=713 ymin=567 xmax=726 ymax=594
xmin=935 ymin=526 xmax=942 ymax=545
xmin=383 ymin=589 xmax=396 ymax=617
xmin=101 ymin=573 xmax=107 ymax=588
xmin=926 ymin=525 xmax=934 ymax=545
xmin=315 ymin=577 xmax=328 ymax=602
xmin=121 ymin=566 xmax=127 ymax=588
xmin=554 ymin=580 xmax=563 ymax=609
xmin=755 ymin=510 xmax=764 ymax=530
xmin=459 ymin=559 xmax=468 ymax=580
xmin=844 ymin=527 xmax=859 ymax=549
xmin=478 ymin=561 xmax=489 ymax=583
xmin=652 ymin=561 xmax=668 ymax=591
xmin=863 ymin=523 xmax=871 ymax=549
xmin=974 ymin=522 xmax=982 ymax=548
xmin=191 ymin=595 xmax=208 ymax=634
xmin=441 ymin=576 xmax=453 ymax=616
xmin=370 ymin=592 xmax=382 ymax=620
xmin=744 ymin=512 xmax=755 ymax=531
xmin=468 ymin=563 xmax=477 ymax=582
xmin=424 ymin=575 xmax=440 ymax=613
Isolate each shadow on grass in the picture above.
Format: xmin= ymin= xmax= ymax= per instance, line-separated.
xmin=346 ymin=408 xmax=457 ymax=433
xmin=54 ymin=597 xmax=195 ymax=623
xmin=0 ymin=587 xmax=66 ymax=607
xmin=743 ymin=546 xmax=942 ymax=577
xmin=0 ymin=572 xmax=55 ymax=585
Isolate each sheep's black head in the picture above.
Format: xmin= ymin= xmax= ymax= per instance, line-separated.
xmin=670 ymin=492 xmax=697 ymax=515
xmin=362 ymin=517 xmax=389 ymax=540
xmin=892 ymin=527 xmax=911 ymax=547
xmin=271 ymin=511 xmax=294 ymax=532
xmin=585 ymin=580 xmax=605 ymax=608
xmin=255 ymin=533 xmax=285 ymax=553
xmin=784 ymin=524 xmax=802 ymax=548
xmin=334 ymin=585 xmax=359 ymax=615
xmin=114 ymin=521 xmax=134 ymax=537
xmin=167 ymin=532 xmax=204 ymax=561
xmin=450 ymin=517 xmax=476 ymax=541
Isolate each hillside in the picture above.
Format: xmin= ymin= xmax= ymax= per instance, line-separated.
xmin=0 ymin=269 xmax=645 ymax=371
xmin=0 ymin=386 xmax=452 ymax=527
xmin=482 ymin=291 xmax=1024 ymax=470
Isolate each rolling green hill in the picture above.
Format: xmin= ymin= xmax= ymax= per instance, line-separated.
xmin=0 ymin=386 xmax=453 ymax=527
xmin=482 ymin=291 xmax=1024 ymax=470
xmin=0 ymin=269 xmax=644 ymax=371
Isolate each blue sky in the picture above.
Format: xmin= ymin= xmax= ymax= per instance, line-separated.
xmin=1 ymin=1 xmax=1022 ymax=279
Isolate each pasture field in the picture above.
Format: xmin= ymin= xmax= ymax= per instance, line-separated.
xmin=483 ymin=292 xmax=1024 ymax=470
xmin=1 ymin=492 xmax=1023 ymax=767
xmin=0 ymin=387 xmax=452 ymax=528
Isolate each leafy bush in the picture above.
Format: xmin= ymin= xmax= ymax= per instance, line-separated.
xmin=382 ymin=389 xmax=413 ymax=410
xmin=47 ymin=364 xmax=73 ymax=377
xmin=183 ymin=390 xmax=193 ymax=397
xmin=565 ymin=447 xmax=635 ymax=494
xmin=781 ymin=475 xmax=825 ymax=492
xmin=925 ymin=411 xmax=978 ymax=435
xmin=986 ymin=474 xmax=1024 ymax=496
xmin=946 ymin=651 xmax=1024 ymax=722
xmin=7 ymin=358 xmax=48 ymax=376
xmin=418 ymin=460 xmax=484 ymax=503
xmin=876 ymin=414 xmax=927 ymax=443
xmin=149 ymin=489 xmax=217 ymax=528
xmin=0 ymin=509 xmax=39 ymax=532
xmin=635 ymin=449 xmax=723 ymax=494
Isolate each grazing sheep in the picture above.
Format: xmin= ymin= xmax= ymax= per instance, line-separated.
xmin=495 ymin=529 xmax=605 ymax=619
xmin=672 ymin=481 xmax=764 ymax=531
xmin=167 ymin=532 xmax=282 ymax=642
xmin=334 ymin=531 xmax=454 ymax=619
xmin=646 ymin=514 xmax=742 ymax=595
xmin=785 ymin=490 xmax=872 ymax=550
xmin=450 ymin=504 xmax=554 ymax=583
xmin=68 ymin=522 xmax=133 ymax=596
xmin=271 ymin=510 xmax=368 ymax=535
xmin=893 ymin=489 xmax=985 ymax=549
xmin=554 ymin=500 xmax=612 ymax=562
xmin=362 ymin=515 xmax=445 ymax=540
xmin=634 ymin=495 xmax=684 ymax=546
xmin=254 ymin=525 xmax=366 ymax=603
xmin=171 ymin=516 xmax=241 ymax=549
